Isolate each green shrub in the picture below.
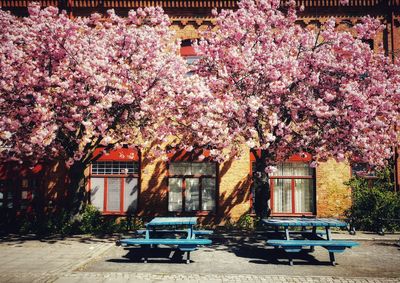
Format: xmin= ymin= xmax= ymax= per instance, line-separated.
xmin=236 ymin=214 xmax=255 ymax=230
xmin=80 ymin=205 xmax=103 ymax=234
xmin=345 ymin=166 xmax=400 ymax=232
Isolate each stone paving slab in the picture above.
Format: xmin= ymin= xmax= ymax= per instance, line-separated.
xmin=82 ymin=239 xmax=400 ymax=278
xmin=0 ymin=233 xmax=399 ymax=283
xmin=0 ymin=236 xmax=115 ymax=283
xmin=53 ymin=272 xmax=400 ymax=283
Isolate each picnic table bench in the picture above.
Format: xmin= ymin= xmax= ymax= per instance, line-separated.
xmin=135 ymin=229 xmax=213 ymax=236
xmin=116 ymin=217 xmax=212 ymax=264
xmin=263 ymin=218 xmax=359 ymax=266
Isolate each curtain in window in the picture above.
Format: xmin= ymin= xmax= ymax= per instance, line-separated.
xmin=90 ymin=177 xmax=104 ymax=211
xmin=107 ymin=178 xmax=120 ymax=211
xmin=185 ymin=178 xmax=200 ymax=211
xmin=273 ymin=179 xmax=292 ymax=212
xmin=124 ymin=177 xmax=138 ymax=213
xmin=168 ymin=178 xmax=183 ymax=211
xmin=202 ymin=178 xmax=216 ymax=211
xmin=295 ymin=179 xmax=313 ymax=213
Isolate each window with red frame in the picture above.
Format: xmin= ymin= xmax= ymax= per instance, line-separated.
xmin=168 ymin=162 xmax=217 ymax=212
xmin=251 ymin=160 xmax=315 ymax=216
xmin=269 ymin=162 xmax=315 ymax=215
xmin=90 ymin=161 xmax=139 ymax=214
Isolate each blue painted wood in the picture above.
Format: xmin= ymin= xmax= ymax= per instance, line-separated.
xmin=119 ymin=238 xmax=212 ymax=246
xmin=262 ymin=218 xmax=347 ymax=228
xmin=136 ymin=229 xmax=186 ymax=234
xmin=146 ymin=217 xmax=198 ymax=227
xmin=267 ymin=239 xmax=359 ymax=248
xmin=193 ymin=230 xmax=213 ymax=235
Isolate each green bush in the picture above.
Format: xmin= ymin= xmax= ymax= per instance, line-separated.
xmin=15 ymin=205 xmax=137 ymax=236
xmin=80 ymin=205 xmax=103 ymax=234
xmin=345 ymin=166 xmax=400 ymax=232
xmin=79 ymin=205 xmax=130 ymax=235
xmin=236 ymin=214 xmax=255 ymax=230
xmin=221 ymin=214 xmax=257 ymax=231
xmin=17 ymin=210 xmax=80 ymax=236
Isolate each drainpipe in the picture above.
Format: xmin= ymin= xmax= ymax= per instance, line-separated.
xmin=389 ymin=3 xmax=398 ymax=192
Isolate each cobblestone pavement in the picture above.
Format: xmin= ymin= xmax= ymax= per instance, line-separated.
xmin=0 ymin=235 xmax=115 ymax=283
xmin=53 ymin=272 xmax=400 ymax=283
xmin=0 ymin=233 xmax=399 ymax=283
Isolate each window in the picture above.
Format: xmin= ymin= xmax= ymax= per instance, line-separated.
xmin=90 ymin=161 xmax=139 ymax=214
xmin=168 ymin=162 xmax=217 ymax=212
xmin=351 ymin=163 xmax=377 ymax=178
xmin=0 ymin=177 xmax=37 ymax=212
xmin=270 ymin=162 xmax=315 ymax=215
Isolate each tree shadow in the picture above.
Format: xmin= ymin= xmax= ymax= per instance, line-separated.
xmin=207 ymin=236 xmax=334 ymax=266
xmin=0 ymin=234 xmax=116 ymax=245
xmin=108 ymin=247 xmax=188 ymax=264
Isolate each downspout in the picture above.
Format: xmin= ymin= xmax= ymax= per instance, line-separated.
xmin=389 ymin=4 xmax=399 ymax=192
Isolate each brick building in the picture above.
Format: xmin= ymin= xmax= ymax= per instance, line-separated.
xmin=0 ymin=0 xmax=399 ymax=225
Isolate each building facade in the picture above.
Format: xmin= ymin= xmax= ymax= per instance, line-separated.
xmin=0 ymin=0 xmax=399 ymax=225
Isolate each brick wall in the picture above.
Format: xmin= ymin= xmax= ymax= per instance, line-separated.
xmin=316 ymin=159 xmax=352 ymax=218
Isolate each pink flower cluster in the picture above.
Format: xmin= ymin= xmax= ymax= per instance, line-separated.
xmin=191 ymin=0 xmax=399 ymax=167
xmin=1 ymin=0 xmax=399 ymax=171
xmin=0 ymin=4 xmax=204 ymax=166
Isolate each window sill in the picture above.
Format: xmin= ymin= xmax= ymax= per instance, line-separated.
xmin=101 ymin=212 xmax=131 ymax=216
xmin=271 ymin=213 xmax=315 ymax=217
xmin=168 ymin=211 xmax=216 ymax=217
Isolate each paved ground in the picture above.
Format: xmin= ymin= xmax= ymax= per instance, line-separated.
xmin=0 ymin=232 xmax=399 ymax=283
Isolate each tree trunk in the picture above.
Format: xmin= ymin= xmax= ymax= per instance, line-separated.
xmin=252 ymin=149 xmax=271 ymax=219
xmin=65 ymin=161 xmax=89 ymax=216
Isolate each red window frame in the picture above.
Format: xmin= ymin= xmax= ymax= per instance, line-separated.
xmin=270 ymin=167 xmax=315 ymax=216
xmin=250 ymin=151 xmax=316 ymax=216
xmin=89 ymin=148 xmax=140 ymax=215
xmin=166 ymin=148 xmax=218 ymax=215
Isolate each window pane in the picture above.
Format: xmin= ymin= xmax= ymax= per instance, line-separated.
xmin=273 ymin=179 xmax=292 ymax=213
xmin=185 ymin=178 xmax=200 ymax=211
xmin=90 ymin=178 xmax=104 ymax=211
xmin=271 ymin=162 xmax=312 ymax=177
xmin=124 ymin=177 xmax=138 ymax=213
xmin=107 ymin=178 xmax=121 ymax=211
xmin=169 ymin=163 xmax=191 ymax=175
xmin=191 ymin=163 xmax=216 ymax=176
xmin=91 ymin=161 xmax=139 ymax=175
xmin=168 ymin=178 xmax=183 ymax=211
xmin=202 ymin=178 xmax=216 ymax=211
xmin=292 ymin=163 xmax=312 ymax=176
xmin=295 ymin=179 xmax=314 ymax=213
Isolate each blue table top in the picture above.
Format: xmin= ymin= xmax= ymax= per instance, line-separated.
xmin=262 ymin=218 xmax=347 ymax=227
xmin=146 ymin=217 xmax=198 ymax=227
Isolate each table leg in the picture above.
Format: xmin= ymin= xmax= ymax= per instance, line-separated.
xmin=325 ymin=227 xmax=332 ymax=241
xmin=285 ymin=228 xmax=290 ymax=240
xmin=325 ymin=226 xmax=335 ymax=265
xmin=329 ymin=252 xmax=336 ymax=266
xmin=186 ymin=251 xmax=191 ymax=264
xmin=310 ymin=227 xmax=316 ymax=252
xmin=288 ymin=254 xmax=294 ymax=266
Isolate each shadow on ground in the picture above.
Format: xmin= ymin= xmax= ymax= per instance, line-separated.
xmin=0 ymin=234 xmax=118 ymax=246
xmin=107 ymin=236 xmax=334 ymax=266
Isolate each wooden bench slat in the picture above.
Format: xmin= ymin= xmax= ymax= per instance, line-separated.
xmin=267 ymin=240 xmax=359 ymax=248
xmin=135 ymin=229 xmax=213 ymax=235
xmin=119 ymin=238 xmax=212 ymax=246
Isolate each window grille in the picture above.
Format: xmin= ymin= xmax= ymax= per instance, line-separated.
xmin=91 ymin=161 xmax=139 ymax=175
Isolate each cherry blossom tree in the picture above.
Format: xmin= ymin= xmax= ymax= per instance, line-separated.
xmin=0 ymin=4 xmax=198 ymax=213
xmin=190 ymin=0 xmax=400 ymax=217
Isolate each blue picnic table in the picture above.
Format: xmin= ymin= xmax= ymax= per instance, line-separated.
xmin=262 ymin=218 xmax=359 ymax=266
xmin=117 ymin=217 xmax=212 ymax=264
